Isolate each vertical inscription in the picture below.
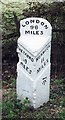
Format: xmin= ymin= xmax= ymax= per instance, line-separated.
xmin=42 ymin=77 xmax=47 ymax=85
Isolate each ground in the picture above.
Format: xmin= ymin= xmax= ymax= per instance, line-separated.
xmin=1 ymin=1 xmax=65 ymax=119
xmin=2 ymin=41 xmax=65 ymax=119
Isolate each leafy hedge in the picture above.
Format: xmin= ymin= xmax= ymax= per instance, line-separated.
xmin=2 ymin=2 xmax=65 ymax=42
xmin=2 ymin=2 xmax=65 ymax=78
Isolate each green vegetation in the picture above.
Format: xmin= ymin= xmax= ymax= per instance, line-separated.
xmin=60 ymin=97 xmax=65 ymax=107
xmin=2 ymin=78 xmax=65 ymax=119
xmin=58 ymin=109 xmax=65 ymax=120
xmin=54 ymin=79 xmax=63 ymax=85
xmin=3 ymin=92 xmax=31 ymax=119
xmin=2 ymin=1 xmax=65 ymax=119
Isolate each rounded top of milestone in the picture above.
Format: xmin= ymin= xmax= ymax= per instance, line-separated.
xmin=18 ymin=17 xmax=52 ymax=56
xmin=20 ymin=17 xmax=52 ymax=36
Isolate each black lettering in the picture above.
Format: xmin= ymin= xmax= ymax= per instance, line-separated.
xmin=30 ymin=25 xmax=34 ymax=29
xmin=26 ymin=67 xmax=29 ymax=71
xmin=43 ymin=51 xmax=44 ymax=54
xmin=41 ymin=22 xmax=44 ymax=26
xmin=29 ymin=56 xmax=31 ymax=59
xmin=25 ymin=52 xmax=27 ymax=56
xmin=42 ymin=77 xmax=47 ymax=85
xmin=25 ymin=31 xmax=30 ymax=34
xmin=41 ymin=52 xmax=43 ymax=56
xmin=39 ymin=67 xmax=40 ymax=71
xmin=21 ymin=62 xmax=23 ymax=65
xmin=23 ymin=51 xmax=25 ymax=54
xmin=22 ymin=24 xmax=26 ymax=27
xmin=42 ymin=80 xmax=46 ymax=85
xmin=23 ymin=64 xmax=25 ymax=69
xmin=29 ymin=70 xmax=32 ymax=74
xmin=24 ymin=59 xmax=27 ymax=64
xmin=31 ymin=58 xmax=34 ymax=62
xmin=36 ymin=31 xmax=39 ymax=35
xmin=36 ymin=58 xmax=38 ymax=62
xmin=19 ymin=48 xmax=22 ymax=52
xmin=36 ymin=20 xmax=40 ymax=23
xmin=18 ymin=47 xmax=20 ymax=51
xmin=21 ymin=50 xmax=22 ymax=53
xmin=44 ymin=62 xmax=46 ymax=66
xmin=36 ymin=55 xmax=41 ymax=62
xmin=42 ymin=77 xmax=47 ymax=80
xmin=21 ymin=62 xmax=25 ymax=69
xmin=31 ymin=31 xmax=32 ymax=34
xmin=26 ymin=54 xmax=29 ymax=58
xmin=42 ymin=65 xmax=44 ymax=68
xmin=25 ymin=21 xmax=29 ymax=25
xmin=30 ymin=20 xmax=35 ymax=23
xmin=43 ymin=50 xmax=46 ymax=53
xmin=46 ymin=59 xmax=49 ymax=63
xmin=40 ymin=31 xmax=43 ymax=35
xmin=44 ymin=25 xmax=48 ymax=29
xmin=33 ymin=31 xmax=35 ymax=35
xmin=35 ymin=25 xmax=38 ymax=30
xmin=37 ymin=65 xmax=44 ymax=74
xmin=41 ymin=57 xmax=44 ymax=63
xmin=37 ymin=69 xmax=39 ymax=74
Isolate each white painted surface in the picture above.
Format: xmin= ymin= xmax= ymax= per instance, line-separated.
xmin=19 ymin=17 xmax=52 ymax=55
xmin=17 ymin=64 xmax=50 ymax=108
xmin=20 ymin=18 xmax=52 ymax=36
xmin=17 ymin=42 xmax=51 ymax=79
xmin=17 ymin=17 xmax=52 ymax=108
xmin=18 ymin=36 xmax=51 ymax=56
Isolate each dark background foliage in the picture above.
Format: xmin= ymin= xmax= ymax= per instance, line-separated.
xmin=2 ymin=2 xmax=65 ymax=119
xmin=2 ymin=1 xmax=65 ymax=79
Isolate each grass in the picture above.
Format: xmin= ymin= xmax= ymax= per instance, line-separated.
xmin=53 ymin=79 xmax=63 ymax=85
xmin=2 ymin=78 xmax=65 ymax=119
xmin=57 ymin=108 xmax=65 ymax=120
xmin=2 ymin=91 xmax=31 ymax=118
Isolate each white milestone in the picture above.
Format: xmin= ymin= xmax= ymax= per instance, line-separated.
xmin=17 ymin=17 xmax=52 ymax=108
